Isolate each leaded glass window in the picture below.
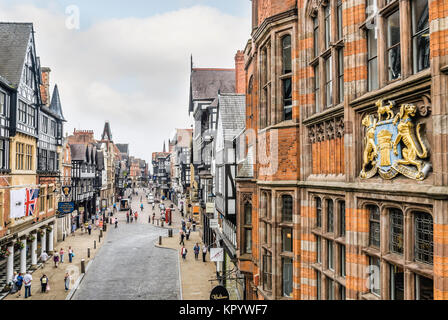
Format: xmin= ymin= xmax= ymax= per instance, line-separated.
xmin=339 ymin=201 xmax=346 ymax=236
xmin=327 ymin=199 xmax=334 ymax=233
xmin=369 ymin=205 xmax=380 ymax=248
xmin=282 ymin=195 xmax=293 ymax=222
xmin=414 ymin=212 xmax=433 ymax=264
xmin=282 ymin=257 xmax=293 ymax=297
xmin=390 ymin=209 xmax=404 ymax=254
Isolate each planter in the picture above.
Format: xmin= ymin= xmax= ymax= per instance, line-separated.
xmin=14 ymin=241 xmax=24 ymax=251
xmin=45 ymin=226 xmax=53 ymax=232
xmin=27 ymin=234 xmax=36 ymax=242
xmin=0 ymin=248 xmax=10 ymax=258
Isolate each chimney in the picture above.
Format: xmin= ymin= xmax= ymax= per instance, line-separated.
xmin=235 ymin=50 xmax=245 ymax=94
xmin=40 ymin=67 xmax=51 ymax=106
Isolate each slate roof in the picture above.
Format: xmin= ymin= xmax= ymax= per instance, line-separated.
xmin=96 ymin=150 xmax=104 ymax=170
xmin=116 ymin=144 xmax=129 ymax=154
xmin=49 ymin=85 xmax=66 ymax=121
xmin=101 ymin=121 xmax=112 ymax=141
xmin=217 ymin=93 xmax=246 ymax=143
xmin=189 ymin=68 xmax=236 ymax=113
xmin=70 ymin=144 xmax=87 ymax=162
xmin=0 ymin=23 xmax=33 ymax=88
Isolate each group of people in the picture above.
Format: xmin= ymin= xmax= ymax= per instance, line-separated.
xmin=40 ymin=246 xmax=75 ymax=268
xmin=10 ymin=246 xmax=75 ymax=298
xmin=179 ymin=218 xmax=208 ymax=262
xmin=10 ymin=270 xmax=72 ymax=298
xmin=126 ymin=210 xmax=139 ymax=223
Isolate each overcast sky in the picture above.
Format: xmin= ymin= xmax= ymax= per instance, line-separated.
xmin=0 ymin=1 xmax=251 ymax=169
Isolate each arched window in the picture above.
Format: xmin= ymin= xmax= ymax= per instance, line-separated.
xmin=310 ymin=1 xmax=344 ymax=114
xmin=316 ymin=197 xmax=322 ymax=228
xmin=243 ymin=201 xmax=252 ymax=254
xmin=282 ymin=35 xmax=292 ymax=74
xmin=327 ymin=199 xmax=334 ymax=233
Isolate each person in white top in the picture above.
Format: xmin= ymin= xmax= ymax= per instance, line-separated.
xmin=23 ymin=272 xmax=32 ymax=298
xmin=40 ymin=251 xmax=48 ymax=268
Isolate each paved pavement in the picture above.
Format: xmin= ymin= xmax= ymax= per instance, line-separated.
xmin=3 ymin=222 xmax=107 ymax=300
xmin=72 ymin=189 xmax=181 ymax=300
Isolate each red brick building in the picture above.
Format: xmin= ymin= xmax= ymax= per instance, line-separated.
xmin=236 ymin=0 xmax=448 ymax=300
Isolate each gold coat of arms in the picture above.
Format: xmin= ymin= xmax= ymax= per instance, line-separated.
xmin=360 ymin=100 xmax=431 ymax=181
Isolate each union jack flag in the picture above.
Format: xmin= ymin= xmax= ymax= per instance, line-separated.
xmin=25 ymin=188 xmax=39 ymax=217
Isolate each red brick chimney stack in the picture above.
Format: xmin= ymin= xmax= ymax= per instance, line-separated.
xmin=235 ymin=50 xmax=245 ymax=94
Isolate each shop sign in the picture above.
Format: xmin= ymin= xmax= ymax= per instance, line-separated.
xmin=210 ymin=247 xmax=224 ymax=262
xmin=210 ymin=285 xmax=229 ymax=300
xmin=58 ymin=202 xmax=75 ymax=214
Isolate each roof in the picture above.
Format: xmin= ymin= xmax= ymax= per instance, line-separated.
xmin=152 ymin=152 xmax=170 ymax=162
xmin=189 ymin=68 xmax=236 ymax=112
xmin=116 ymin=144 xmax=129 ymax=154
xmin=0 ymin=23 xmax=33 ymax=88
xmin=217 ymin=93 xmax=246 ymax=142
xmin=49 ymin=85 xmax=66 ymax=121
xmin=96 ymin=150 xmax=104 ymax=170
xmin=70 ymin=144 xmax=87 ymax=162
xmin=101 ymin=121 xmax=112 ymax=141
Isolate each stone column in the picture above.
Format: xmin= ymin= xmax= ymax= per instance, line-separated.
xmin=48 ymin=225 xmax=54 ymax=254
xmin=41 ymin=228 xmax=47 ymax=255
xmin=20 ymin=237 xmax=27 ymax=274
xmin=5 ymin=243 xmax=14 ymax=285
xmin=31 ymin=232 xmax=38 ymax=268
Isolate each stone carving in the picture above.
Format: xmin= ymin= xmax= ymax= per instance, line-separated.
xmin=360 ymin=101 xmax=431 ymax=181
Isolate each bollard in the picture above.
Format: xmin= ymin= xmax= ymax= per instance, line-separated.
xmin=100 ymin=230 xmax=103 ymax=238
xmin=159 ymin=236 xmax=162 ymax=245
xmin=88 ymin=248 xmax=90 ymax=258
xmin=157 ymin=219 xmax=159 ymax=226
xmin=94 ymin=240 xmax=97 ymax=249
xmin=99 ymin=235 xmax=101 ymax=243
xmin=81 ymin=259 xmax=86 ymax=273
xmin=161 ymin=221 xmax=164 ymax=227
xmin=168 ymin=229 xmax=173 ymax=238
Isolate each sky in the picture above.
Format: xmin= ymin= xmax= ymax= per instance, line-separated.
xmin=0 ymin=0 xmax=251 ymax=169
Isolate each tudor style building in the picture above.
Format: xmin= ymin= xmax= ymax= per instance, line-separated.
xmin=235 ymin=0 xmax=447 ymax=301
xmin=0 ymin=23 xmax=58 ymax=290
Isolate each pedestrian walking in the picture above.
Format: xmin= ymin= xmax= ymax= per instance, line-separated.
xmin=126 ymin=211 xmax=130 ymax=223
xmin=140 ymin=203 xmax=144 ymax=212
xmin=186 ymin=228 xmax=191 ymax=241
xmin=181 ymin=246 xmax=187 ymax=260
xmin=72 ymin=223 xmax=76 ymax=236
xmin=152 ymin=203 xmax=155 ymax=211
xmin=64 ymin=273 xmax=70 ymax=291
xmin=88 ymin=223 xmax=92 ymax=235
xmin=194 ymin=243 xmax=200 ymax=260
xmin=152 ymin=212 xmax=155 ymax=224
xmin=91 ymin=216 xmax=95 ymax=225
xmin=202 ymin=245 xmax=207 ymax=262
xmin=59 ymin=248 xmax=65 ymax=263
xmin=179 ymin=231 xmax=185 ymax=245
xmin=135 ymin=211 xmax=138 ymax=222
xmin=68 ymin=247 xmax=74 ymax=263
xmin=148 ymin=215 xmax=151 ymax=224
xmin=130 ymin=212 xmax=134 ymax=223
xmin=15 ymin=272 xmax=24 ymax=297
xmin=115 ymin=218 xmax=118 ymax=229
xmin=40 ymin=274 xmax=48 ymax=293
xmin=10 ymin=272 xmax=18 ymax=295
xmin=23 ymin=272 xmax=32 ymax=298
xmin=40 ymin=251 xmax=48 ymax=268
xmin=53 ymin=252 xmax=60 ymax=267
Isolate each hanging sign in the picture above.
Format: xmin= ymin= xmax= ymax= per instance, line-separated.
xmin=210 ymin=248 xmax=224 ymax=262
xmin=210 ymin=285 xmax=229 ymax=300
xmin=58 ymin=202 xmax=75 ymax=214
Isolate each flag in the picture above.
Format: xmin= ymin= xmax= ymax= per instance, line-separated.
xmin=10 ymin=188 xmax=26 ymax=219
xmin=25 ymin=188 xmax=39 ymax=217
